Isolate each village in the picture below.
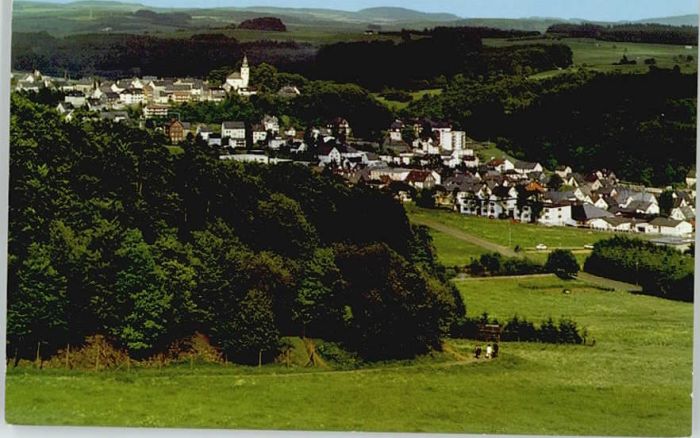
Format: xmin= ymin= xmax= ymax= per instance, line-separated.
xmin=13 ymin=65 xmax=697 ymax=247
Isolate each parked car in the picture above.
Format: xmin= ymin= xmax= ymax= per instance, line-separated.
xmin=584 ymin=244 xmax=595 ymax=249
xmin=535 ymin=244 xmax=548 ymax=250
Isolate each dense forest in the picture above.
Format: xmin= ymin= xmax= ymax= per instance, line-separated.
xmin=12 ymin=27 xmax=571 ymax=89
xmin=7 ymin=94 xmax=465 ymax=364
xmin=405 ymin=67 xmax=697 ymax=185
xmin=315 ymin=39 xmax=571 ymax=89
xmin=11 ymin=32 xmax=313 ymax=78
xmin=547 ymin=23 xmax=698 ymax=45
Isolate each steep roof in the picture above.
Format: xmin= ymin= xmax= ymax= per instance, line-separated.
xmin=572 ymin=203 xmax=614 ymax=222
xmin=649 ymin=217 xmax=687 ymax=228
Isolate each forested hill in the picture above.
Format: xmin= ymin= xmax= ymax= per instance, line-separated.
xmin=405 ymin=68 xmax=697 ymax=186
xmin=7 ymin=93 xmax=465 ymax=364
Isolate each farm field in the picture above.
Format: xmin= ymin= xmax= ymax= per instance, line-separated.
xmin=484 ymin=37 xmax=698 ymax=76
xmin=5 ymin=275 xmax=692 ymax=435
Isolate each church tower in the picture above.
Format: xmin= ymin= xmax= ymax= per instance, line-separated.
xmin=241 ymin=55 xmax=250 ymax=89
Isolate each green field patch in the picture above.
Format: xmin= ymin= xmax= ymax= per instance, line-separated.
xmin=484 ymin=37 xmax=698 ymax=78
xmin=407 ymin=205 xmax=644 ymax=251
xmin=428 ymin=228 xmax=487 ymax=266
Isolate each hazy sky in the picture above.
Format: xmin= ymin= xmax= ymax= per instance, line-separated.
xmin=26 ymin=0 xmax=699 ymax=21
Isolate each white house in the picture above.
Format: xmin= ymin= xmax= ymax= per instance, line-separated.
xmin=221 ymin=121 xmax=246 ymax=148
xmin=513 ymin=160 xmax=543 ymax=175
xmin=671 ymin=206 xmax=695 ymax=221
xmin=262 ymin=115 xmax=279 ymax=134
xmin=252 ymin=125 xmax=268 ymax=144
xmin=487 ymin=158 xmax=515 ymax=173
xmin=648 ymin=218 xmax=693 ymax=236
xmin=119 ymin=88 xmax=144 ymax=105
xmin=539 ymin=204 xmax=573 ymax=227
xmin=196 ymin=125 xmax=213 ymax=141
xmin=64 ymin=92 xmax=87 ymax=108
xmin=555 ymin=165 xmax=572 ymax=178
xmin=318 ymin=147 xmax=342 ymax=166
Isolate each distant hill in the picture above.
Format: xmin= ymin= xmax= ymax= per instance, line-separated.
xmin=355 ymin=7 xmax=460 ymax=23
xmin=635 ymin=14 xmax=698 ymax=27
xmin=11 ymin=1 xmax=698 ymax=37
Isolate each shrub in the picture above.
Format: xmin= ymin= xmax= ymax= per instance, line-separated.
xmin=381 ymin=89 xmax=413 ymax=102
xmin=454 ymin=314 xmax=586 ymax=345
xmin=468 ymin=252 xmax=545 ymax=276
xmin=44 ymin=335 xmax=129 ymax=370
xmin=545 ymin=249 xmax=579 ymax=278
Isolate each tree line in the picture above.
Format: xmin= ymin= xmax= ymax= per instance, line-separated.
xmin=453 ymin=313 xmax=587 ymax=345
xmin=584 ymin=237 xmax=694 ymax=302
xmin=7 ymin=93 xmax=465 ymax=364
xmin=547 ymin=23 xmax=698 ymax=46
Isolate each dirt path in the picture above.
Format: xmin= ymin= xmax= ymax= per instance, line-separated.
xmin=455 ymin=273 xmax=555 ymax=281
xmin=576 ymin=272 xmax=642 ymax=293
xmin=411 ymin=216 xmax=518 ymax=257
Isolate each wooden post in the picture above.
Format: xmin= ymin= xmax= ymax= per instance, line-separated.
xmin=65 ymin=344 xmax=70 ymax=369
xmin=35 ymin=341 xmax=41 ymax=368
xmin=258 ymin=350 xmax=262 ymax=368
xmin=95 ymin=344 xmax=100 ymax=371
xmin=127 ymin=356 xmax=131 ymax=372
xmin=190 ymin=355 xmax=194 ymax=370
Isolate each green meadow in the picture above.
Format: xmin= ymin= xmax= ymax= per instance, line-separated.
xmin=484 ymin=37 xmax=698 ymax=76
xmin=373 ymin=88 xmax=444 ymax=111
xmin=6 ymin=274 xmax=692 ymax=435
xmin=407 ymin=204 xmax=633 ymax=251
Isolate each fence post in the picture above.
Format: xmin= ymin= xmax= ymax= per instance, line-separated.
xmin=66 ymin=344 xmax=70 ymax=369
xmin=35 ymin=341 xmax=41 ymax=369
xmin=95 ymin=344 xmax=100 ymax=371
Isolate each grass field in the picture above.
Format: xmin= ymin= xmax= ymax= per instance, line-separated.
xmin=428 ymin=226 xmax=590 ymax=267
xmin=374 ymin=88 xmax=443 ymax=111
xmin=407 ymin=205 xmax=633 ymax=251
xmin=484 ymin=37 xmax=698 ymax=77
xmin=6 ymin=274 xmax=692 ymax=435
xmin=428 ymin=228 xmax=488 ymax=266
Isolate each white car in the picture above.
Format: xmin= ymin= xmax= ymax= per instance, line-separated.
xmin=535 ymin=244 xmax=548 ymax=251
xmin=584 ymin=244 xmax=595 ymax=250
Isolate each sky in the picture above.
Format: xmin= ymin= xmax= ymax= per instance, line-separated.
xmin=25 ymin=0 xmax=699 ymax=21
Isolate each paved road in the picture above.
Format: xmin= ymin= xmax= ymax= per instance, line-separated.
xmin=411 ymin=216 xmax=519 ymax=257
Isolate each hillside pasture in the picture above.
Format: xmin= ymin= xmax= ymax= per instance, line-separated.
xmin=484 ymin=37 xmax=698 ymax=76
xmin=5 ymin=274 xmax=692 ymax=436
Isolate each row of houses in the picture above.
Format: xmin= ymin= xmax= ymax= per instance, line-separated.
xmin=17 ymin=62 xmax=303 ymax=119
